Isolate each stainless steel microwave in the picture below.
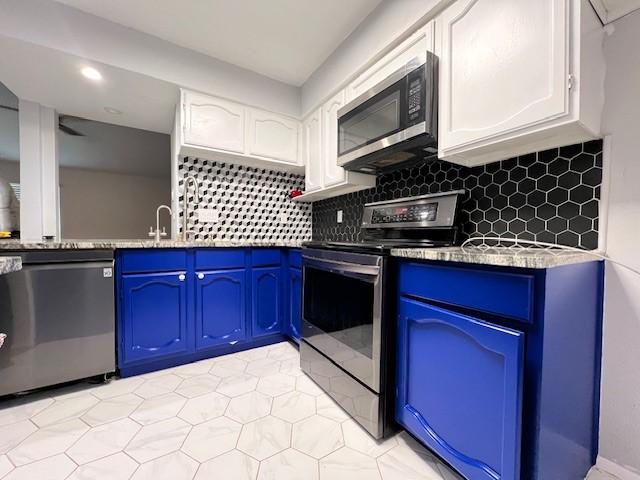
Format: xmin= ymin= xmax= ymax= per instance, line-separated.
xmin=337 ymin=51 xmax=437 ymax=174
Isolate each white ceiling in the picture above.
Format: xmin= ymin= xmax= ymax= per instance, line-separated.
xmin=52 ymin=0 xmax=383 ymax=86
xmin=0 ymin=35 xmax=179 ymax=134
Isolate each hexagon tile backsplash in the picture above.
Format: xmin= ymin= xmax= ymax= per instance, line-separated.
xmin=312 ymin=140 xmax=602 ymax=250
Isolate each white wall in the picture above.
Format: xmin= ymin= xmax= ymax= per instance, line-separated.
xmin=0 ymin=160 xmax=170 ymax=239
xmin=0 ymin=158 xmax=18 ymax=182
xmin=60 ymin=167 xmax=170 ymax=239
xmin=597 ymin=9 xmax=640 ymax=478
xmin=0 ymin=0 xmax=300 ymax=118
xmin=301 ymin=0 xmax=451 ymax=115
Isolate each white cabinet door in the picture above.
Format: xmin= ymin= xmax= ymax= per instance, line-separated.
xmin=346 ymin=23 xmax=435 ymax=102
xmin=183 ymin=91 xmax=245 ymax=154
xmin=439 ymin=0 xmax=569 ymax=154
xmin=302 ymin=109 xmax=323 ymax=193
xmin=246 ymin=108 xmax=299 ymax=164
xmin=322 ymin=90 xmax=346 ymax=187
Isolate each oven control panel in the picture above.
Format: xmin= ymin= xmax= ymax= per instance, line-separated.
xmin=371 ymin=203 xmax=437 ymax=224
xmin=361 ymin=190 xmax=464 ymax=229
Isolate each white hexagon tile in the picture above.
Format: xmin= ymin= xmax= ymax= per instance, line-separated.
xmin=0 ymin=341 xmax=467 ymax=480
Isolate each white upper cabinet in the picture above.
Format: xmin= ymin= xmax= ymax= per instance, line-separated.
xmin=347 ymin=23 xmax=435 ymax=102
xmin=246 ymin=108 xmax=299 ymax=164
xmin=178 ymin=89 xmax=303 ymax=173
xmin=322 ymin=90 xmax=346 ymax=187
xmin=302 ymin=108 xmax=323 ymax=193
xmin=438 ymin=0 xmax=605 ymax=166
xmin=294 ymin=93 xmax=376 ymax=202
xmin=183 ymin=91 xmax=245 ymax=154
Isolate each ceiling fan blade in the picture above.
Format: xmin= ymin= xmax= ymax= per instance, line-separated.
xmin=58 ymin=123 xmax=85 ymax=136
xmin=2 ymin=107 xmax=85 ymax=136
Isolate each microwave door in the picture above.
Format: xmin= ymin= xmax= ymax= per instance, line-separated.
xmin=338 ymin=79 xmax=408 ymax=161
xmin=339 ymin=91 xmax=402 ymax=157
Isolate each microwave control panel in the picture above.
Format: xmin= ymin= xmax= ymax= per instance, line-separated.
xmin=406 ymin=66 xmax=426 ymax=124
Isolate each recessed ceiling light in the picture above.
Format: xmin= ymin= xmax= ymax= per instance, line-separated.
xmin=104 ymin=107 xmax=122 ymax=115
xmin=81 ymin=67 xmax=102 ymax=81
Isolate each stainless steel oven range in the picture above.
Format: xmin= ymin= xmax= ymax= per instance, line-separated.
xmin=300 ymin=190 xmax=464 ymax=438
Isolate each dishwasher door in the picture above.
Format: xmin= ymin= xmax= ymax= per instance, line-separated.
xmin=0 ymin=250 xmax=116 ymax=396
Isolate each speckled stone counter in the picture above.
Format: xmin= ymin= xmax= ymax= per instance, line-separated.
xmin=391 ymin=246 xmax=601 ymax=269
xmin=0 ymin=239 xmax=305 ymax=250
xmin=0 ymin=256 xmax=22 ymax=274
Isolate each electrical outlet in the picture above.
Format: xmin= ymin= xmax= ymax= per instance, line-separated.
xmin=337 ymin=210 xmax=343 ymax=223
xmin=198 ymin=208 xmax=219 ymax=223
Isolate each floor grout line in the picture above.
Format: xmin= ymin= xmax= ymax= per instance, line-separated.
xmin=0 ymin=341 xmax=465 ymax=480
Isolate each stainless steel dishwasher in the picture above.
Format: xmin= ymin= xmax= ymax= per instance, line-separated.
xmin=0 ymin=250 xmax=116 ymax=397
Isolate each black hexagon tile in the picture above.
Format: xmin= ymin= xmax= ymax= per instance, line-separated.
xmin=313 ymin=140 xmax=603 ymax=250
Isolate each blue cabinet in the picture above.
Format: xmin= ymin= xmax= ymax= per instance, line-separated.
xmin=252 ymin=267 xmax=282 ymax=337
xmin=195 ymin=269 xmax=246 ymax=350
xmin=120 ymin=272 xmax=189 ymax=364
xmin=287 ymin=268 xmax=302 ymax=342
xmin=397 ymin=297 xmax=524 ymax=480
xmin=117 ymin=248 xmax=297 ymax=376
xmin=397 ymin=260 xmax=604 ymax=480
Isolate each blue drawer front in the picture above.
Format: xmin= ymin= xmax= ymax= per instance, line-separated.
xmin=400 ymin=263 xmax=535 ymax=322
xmin=251 ymin=249 xmax=281 ymax=266
xmin=397 ymin=298 xmax=524 ymax=480
xmin=120 ymin=250 xmax=187 ymax=274
xmin=288 ymin=249 xmax=302 ymax=269
xmin=195 ymin=249 xmax=245 ymax=270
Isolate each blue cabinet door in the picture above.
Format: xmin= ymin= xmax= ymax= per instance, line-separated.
xmin=252 ymin=267 xmax=281 ymax=337
xmin=195 ymin=269 xmax=246 ymax=350
xmin=287 ymin=268 xmax=302 ymax=342
xmin=121 ymin=272 xmax=189 ymax=364
xmin=396 ymin=297 xmax=524 ymax=480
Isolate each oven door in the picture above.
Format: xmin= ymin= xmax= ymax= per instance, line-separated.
xmin=301 ymin=249 xmax=383 ymax=392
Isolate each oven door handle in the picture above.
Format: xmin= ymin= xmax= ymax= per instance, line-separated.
xmin=303 ymin=256 xmax=381 ymax=279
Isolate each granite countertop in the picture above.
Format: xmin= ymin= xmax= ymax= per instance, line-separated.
xmin=0 ymin=239 xmax=305 ymax=250
xmin=391 ymin=246 xmax=602 ymax=269
xmin=0 ymin=256 xmax=22 ymax=274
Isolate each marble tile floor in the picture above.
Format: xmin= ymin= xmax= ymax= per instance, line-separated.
xmin=0 ymin=341 xmax=616 ymax=480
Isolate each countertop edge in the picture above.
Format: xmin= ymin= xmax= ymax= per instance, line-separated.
xmin=390 ymin=247 xmax=601 ymax=269
xmin=0 ymin=241 xmax=306 ymax=250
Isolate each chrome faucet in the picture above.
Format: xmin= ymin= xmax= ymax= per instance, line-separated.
xmin=182 ymin=175 xmax=201 ymax=242
xmin=149 ymin=205 xmax=172 ymax=242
